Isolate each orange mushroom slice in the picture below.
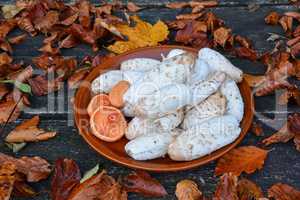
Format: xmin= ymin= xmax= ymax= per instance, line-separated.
xmin=109 ymin=80 xmax=130 ymax=108
xmin=90 ymin=106 xmax=127 ymax=142
xmin=87 ymin=94 xmax=111 ymax=116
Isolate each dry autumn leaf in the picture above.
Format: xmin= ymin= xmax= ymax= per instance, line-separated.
xmin=8 ymin=33 xmax=27 ymax=44
xmin=175 ymin=179 xmax=203 ymax=200
xmin=51 ymin=158 xmax=81 ymax=200
xmin=13 ymin=173 xmax=37 ymax=198
xmin=268 ymin=183 xmax=300 ymax=200
xmin=237 ymin=178 xmax=264 ymax=200
xmin=265 ymin=11 xmax=280 ymax=25
xmin=68 ymin=67 xmax=90 ymax=89
xmin=0 ymin=100 xmax=21 ymax=124
xmin=213 ymin=173 xmax=239 ymax=200
xmin=166 ymin=2 xmax=189 ymax=9
xmin=68 ymin=170 xmax=127 ymax=200
xmin=28 ymin=75 xmax=63 ymax=96
xmin=127 ymin=2 xmax=142 ymax=12
xmin=0 ymin=153 xmax=51 ymax=182
xmin=215 ymin=146 xmax=268 ymax=176
xmin=0 ymin=162 xmax=16 ymax=200
xmin=107 ymin=16 xmax=169 ymax=54
xmin=213 ymin=27 xmax=232 ymax=47
xmin=251 ymin=122 xmax=263 ymax=136
xmin=5 ymin=115 xmax=57 ymax=143
xmin=278 ymin=86 xmax=300 ymax=105
xmin=122 ymin=170 xmax=167 ymax=197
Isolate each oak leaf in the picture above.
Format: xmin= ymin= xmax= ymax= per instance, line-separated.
xmin=215 ymin=146 xmax=268 ymax=176
xmin=51 ymin=158 xmax=81 ymax=200
xmin=121 ymin=170 xmax=167 ymax=197
xmin=0 ymin=162 xmax=16 ymax=200
xmin=107 ymin=16 xmax=169 ymax=54
xmin=5 ymin=115 xmax=57 ymax=143
xmin=176 ymin=179 xmax=203 ymax=200
xmin=268 ymin=183 xmax=300 ymax=200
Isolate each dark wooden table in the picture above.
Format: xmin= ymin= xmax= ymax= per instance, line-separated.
xmin=1 ymin=0 xmax=300 ymax=199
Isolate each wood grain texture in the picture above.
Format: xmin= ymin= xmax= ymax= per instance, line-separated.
xmin=0 ymin=1 xmax=298 ymax=200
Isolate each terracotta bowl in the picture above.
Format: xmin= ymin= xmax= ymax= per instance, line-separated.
xmin=74 ymin=45 xmax=254 ymax=172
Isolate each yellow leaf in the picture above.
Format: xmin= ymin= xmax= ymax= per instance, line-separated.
xmin=107 ymin=16 xmax=169 ymax=54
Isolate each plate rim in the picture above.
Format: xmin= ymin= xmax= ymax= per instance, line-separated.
xmin=74 ymin=45 xmax=255 ymax=172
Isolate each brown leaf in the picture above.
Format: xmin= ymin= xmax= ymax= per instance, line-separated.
xmin=0 ymin=19 xmax=17 ymax=39
xmin=59 ymin=35 xmax=79 ymax=49
xmin=278 ymin=86 xmax=300 ymax=105
xmin=215 ymin=146 xmax=268 ymax=176
xmin=13 ymin=173 xmax=37 ymax=198
xmin=234 ymin=47 xmax=258 ymax=61
xmin=5 ymin=115 xmax=56 ymax=143
xmin=1 ymin=4 xmax=24 ymax=19
xmin=166 ymin=2 xmax=189 ymax=9
xmin=206 ymin=12 xmax=224 ymax=32
xmin=175 ymin=179 xmax=203 ymax=200
xmin=17 ymin=17 xmax=37 ymax=36
xmin=290 ymin=42 xmax=300 ymax=57
xmin=213 ymin=173 xmax=239 ymax=200
xmin=127 ymin=2 xmax=142 ymax=12
xmin=237 ymin=178 xmax=264 ymax=200
xmin=0 ymin=40 xmax=13 ymax=53
xmin=289 ymin=113 xmax=300 ymax=134
xmin=251 ymin=122 xmax=263 ymax=136
xmin=68 ymin=170 xmax=127 ymax=200
xmin=294 ymin=134 xmax=300 ymax=151
xmin=175 ymin=20 xmax=210 ymax=48
xmin=0 ymin=153 xmax=51 ymax=182
xmin=28 ymin=75 xmax=63 ymax=96
xmin=0 ymin=52 xmax=13 ymax=66
xmin=213 ymin=27 xmax=232 ymax=47
xmin=38 ymin=42 xmax=60 ymax=55
xmin=8 ymin=65 xmax=33 ymax=83
xmin=243 ymin=74 xmax=266 ymax=88
xmin=263 ymin=122 xmax=295 ymax=146
xmin=60 ymin=6 xmax=79 ymax=26
xmin=68 ymin=67 xmax=90 ymax=89
xmin=268 ymin=183 xmax=300 ymax=200
xmin=0 ymin=162 xmax=16 ymax=200
xmin=279 ymin=16 xmax=293 ymax=35
xmin=286 ymin=36 xmax=300 ymax=47
xmin=265 ymin=11 xmax=280 ymax=25
xmin=122 ymin=170 xmax=167 ymax=197
xmin=0 ymin=100 xmax=21 ymax=124
xmin=8 ymin=34 xmax=27 ymax=45
xmin=285 ymin=11 xmax=300 ymax=22
xmin=235 ymin=35 xmax=252 ymax=49
xmin=0 ymin=84 xmax=9 ymax=100
xmin=255 ymin=80 xmax=293 ymax=96
xmin=192 ymin=5 xmax=204 ymax=14
xmin=69 ymin=23 xmax=95 ymax=45
xmin=94 ymin=4 xmax=113 ymax=17
xmin=293 ymin=25 xmax=300 ymax=37
xmin=51 ymin=158 xmax=81 ymax=200
xmin=189 ymin=0 xmax=218 ymax=8
xmin=77 ymin=0 xmax=91 ymax=28
xmin=34 ymin=10 xmax=59 ymax=33
xmin=176 ymin=12 xmax=205 ymax=20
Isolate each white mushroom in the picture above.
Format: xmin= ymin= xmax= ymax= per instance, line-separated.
xmin=198 ymin=48 xmax=243 ymax=82
xmin=189 ymin=59 xmax=211 ymax=84
xmin=220 ymin=79 xmax=244 ymax=122
xmin=91 ymin=70 xmax=123 ymax=94
xmin=125 ymin=132 xmax=174 ymax=160
xmin=168 ymin=115 xmax=241 ymax=161
xmin=120 ymin=58 xmax=161 ymax=72
xmin=182 ymin=92 xmax=227 ymax=130
xmin=164 ymin=49 xmax=187 ymax=60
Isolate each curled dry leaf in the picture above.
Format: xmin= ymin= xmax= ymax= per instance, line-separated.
xmin=17 ymin=17 xmax=36 ymax=36
xmin=0 ymin=19 xmax=17 ymax=38
xmin=0 ymin=40 xmax=13 ymax=53
xmin=285 ymin=11 xmax=300 ymax=22
xmin=189 ymin=0 xmax=218 ymax=8
xmin=0 ymin=162 xmax=16 ymax=200
xmin=5 ymin=115 xmax=57 ymax=143
xmin=127 ymin=2 xmax=142 ymax=12
xmin=166 ymin=2 xmax=189 ymax=9
xmin=8 ymin=34 xmax=27 ymax=44
xmin=13 ymin=173 xmax=37 ymax=198
xmin=68 ymin=67 xmax=90 ymax=89
xmin=59 ymin=35 xmax=79 ymax=49
xmin=213 ymin=27 xmax=232 ymax=47
xmin=68 ymin=170 xmax=127 ymax=200
xmin=205 ymin=12 xmax=224 ymax=32
xmin=108 ymin=16 xmax=169 ymax=54
xmin=0 ymin=153 xmax=51 ymax=182
xmin=243 ymin=74 xmax=266 ymax=88
xmin=213 ymin=173 xmax=238 ymax=200
xmin=38 ymin=42 xmax=60 ymax=55
xmin=0 ymin=52 xmax=13 ymax=65
xmin=51 ymin=158 xmax=81 ymax=200
xmin=265 ymin=11 xmax=280 ymax=25
xmin=34 ymin=10 xmax=59 ymax=33
xmin=251 ymin=122 xmax=263 ymax=136
xmin=234 ymin=47 xmax=258 ymax=61
xmin=175 ymin=179 xmax=203 ymax=200
xmin=0 ymin=100 xmax=21 ymax=124
xmin=176 ymin=12 xmax=205 ymax=20
xmin=94 ymin=4 xmax=113 ymax=16
xmin=279 ymin=16 xmax=293 ymax=35
xmin=192 ymin=5 xmax=204 ymax=14
xmin=237 ymin=178 xmax=264 ymax=200
xmin=255 ymin=80 xmax=293 ymax=96
xmin=77 ymin=0 xmax=91 ymax=28
xmin=69 ymin=23 xmax=95 ymax=45
xmin=278 ymin=86 xmax=300 ymax=105
xmin=215 ymin=146 xmax=268 ymax=176
xmin=235 ymin=35 xmax=252 ymax=49
xmin=268 ymin=183 xmax=300 ymax=200
xmin=122 ymin=170 xmax=167 ymax=197
xmin=28 ymin=75 xmax=63 ymax=96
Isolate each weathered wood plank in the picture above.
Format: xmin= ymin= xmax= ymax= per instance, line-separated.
xmin=0 ymin=119 xmax=298 ymax=200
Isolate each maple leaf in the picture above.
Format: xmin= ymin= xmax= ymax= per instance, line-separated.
xmin=107 ymin=16 xmax=169 ymax=54
xmin=215 ymin=146 xmax=268 ymax=176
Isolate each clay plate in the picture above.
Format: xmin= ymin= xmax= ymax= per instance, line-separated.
xmin=74 ymin=45 xmax=254 ymax=172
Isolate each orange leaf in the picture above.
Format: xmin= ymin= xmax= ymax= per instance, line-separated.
xmin=215 ymin=146 xmax=268 ymax=176
xmin=237 ymin=178 xmax=264 ymax=200
xmin=0 ymin=162 xmax=16 ymax=200
xmin=213 ymin=173 xmax=239 ymax=200
xmin=268 ymin=183 xmax=300 ymax=200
